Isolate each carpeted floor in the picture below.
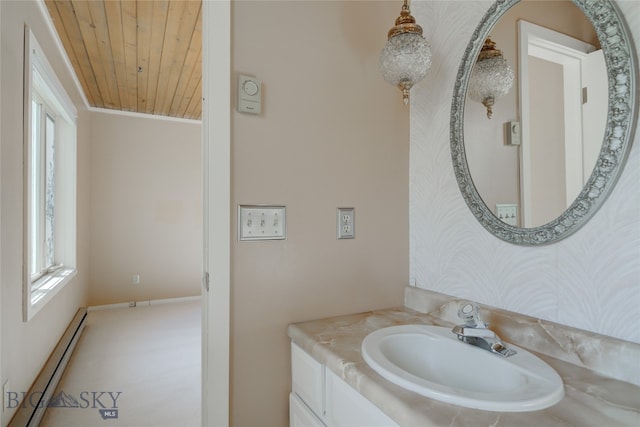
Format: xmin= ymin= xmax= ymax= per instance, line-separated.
xmin=39 ymin=299 xmax=201 ymax=427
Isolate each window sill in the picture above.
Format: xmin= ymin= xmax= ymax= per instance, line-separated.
xmin=26 ymin=267 xmax=76 ymax=321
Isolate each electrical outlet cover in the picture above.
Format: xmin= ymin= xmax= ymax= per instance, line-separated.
xmin=337 ymin=208 xmax=355 ymax=239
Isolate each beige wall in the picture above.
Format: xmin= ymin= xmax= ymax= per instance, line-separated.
xmin=88 ymin=111 xmax=202 ymax=306
xmin=231 ymin=1 xmax=409 ymax=425
xmin=0 ymin=1 xmax=89 ymax=425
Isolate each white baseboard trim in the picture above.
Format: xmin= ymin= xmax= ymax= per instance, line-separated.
xmin=88 ymin=295 xmax=201 ymax=312
xmin=149 ymin=295 xmax=201 ymax=305
xmin=8 ymin=309 xmax=87 ymax=427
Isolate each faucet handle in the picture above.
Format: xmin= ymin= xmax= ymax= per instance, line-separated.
xmin=458 ymin=301 xmax=486 ymax=327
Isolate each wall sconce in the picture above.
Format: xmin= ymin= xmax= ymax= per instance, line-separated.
xmin=468 ymin=37 xmax=514 ymax=119
xmin=379 ymin=0 xmax=432 ymax=105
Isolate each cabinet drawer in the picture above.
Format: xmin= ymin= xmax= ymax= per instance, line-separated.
xmin=290 ymin=393 xmax=326 ymax=427
xmin=291 ymin=343 xmax=325 ymax=418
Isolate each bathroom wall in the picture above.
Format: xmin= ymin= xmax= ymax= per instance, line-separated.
xmin=410 ymin=0 xmax=640 ymax=344
xmin=0 ymin=1 xmax=90 ymax=425
xmin=88 ymin=111 xmax=202 ymax=306
xmin=231 ymin=1 xmax=409 ymax=426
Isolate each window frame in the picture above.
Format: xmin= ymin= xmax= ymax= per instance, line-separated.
xmin=30 ymin=94 xmax=58 ymax=281
xmin=23 ymin=26 xmax=77 ymax=321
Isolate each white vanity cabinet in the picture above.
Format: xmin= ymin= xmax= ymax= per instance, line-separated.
xmin=291 ymin=343 xmax=326 ymax=426
xmin=290 ymin=392 xmax=326 ymax=427
xmin=290 ymin=343 xmax=400 ymax=427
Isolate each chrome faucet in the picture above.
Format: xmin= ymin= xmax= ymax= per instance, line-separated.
xmin=451 ymin=302 xmax=517 ymax=357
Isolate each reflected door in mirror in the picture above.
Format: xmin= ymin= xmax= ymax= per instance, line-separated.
xmin=519 ymin=20 xmax=606 ymax=227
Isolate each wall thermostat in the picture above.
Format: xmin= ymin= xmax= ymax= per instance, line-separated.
xmin=237 ymin=74 xmax=261 ymax=114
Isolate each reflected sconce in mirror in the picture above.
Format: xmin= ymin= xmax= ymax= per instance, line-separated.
xmin=468 ymin=37 xmax=514 ymax=118
xmin=379 ymin=0 xmax=432 ymax=105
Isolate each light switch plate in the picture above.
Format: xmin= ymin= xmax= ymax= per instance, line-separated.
xmin=496 ymin=204 xmax=518 ymax=226
xmin=337 ymin=208 xmax=355 ymax=239
xmin=238 ymin=205 xmax=286 ymax=241
xmin=506 ymin=121 xmax=521 ymax=146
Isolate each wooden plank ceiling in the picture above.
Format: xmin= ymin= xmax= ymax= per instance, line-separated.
xmin=45 ymin=0 xmax=202 ymax=120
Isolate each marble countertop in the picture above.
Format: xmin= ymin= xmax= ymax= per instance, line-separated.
xmin=288 ymin=306 xmax=640 ymax=427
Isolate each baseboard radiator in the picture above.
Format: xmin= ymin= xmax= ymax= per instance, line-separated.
xmin=8 ymin=308 xmax=87 ymax=427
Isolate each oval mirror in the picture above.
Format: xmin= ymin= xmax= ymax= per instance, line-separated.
xmin=451 ymin=0 xmax=637 ymax=245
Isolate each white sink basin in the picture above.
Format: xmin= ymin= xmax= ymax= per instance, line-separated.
xmin=361 ymin=324 xmax=564 ymax=412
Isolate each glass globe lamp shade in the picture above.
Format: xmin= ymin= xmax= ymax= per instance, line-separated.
xmin=380 ymin=32 xmax=432 ymax=105
xmin=468 ymin=38 xmax=514 ymax=119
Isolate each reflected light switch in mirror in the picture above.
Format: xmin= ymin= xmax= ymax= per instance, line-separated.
xmin=506 ymin=121 xmax=521 ymax=146
xmin=496 ymin=204 xmax=518 ymax=226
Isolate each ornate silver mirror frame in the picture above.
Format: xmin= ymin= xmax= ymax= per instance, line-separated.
xmin=451 ymin=0 xmax=638 ymax=245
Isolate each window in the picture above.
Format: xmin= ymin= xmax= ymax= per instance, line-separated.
xmin=30 ymin=96 xmax=56 ymax=279
xmin=23 ymin=27 xmax=77 ymax=321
